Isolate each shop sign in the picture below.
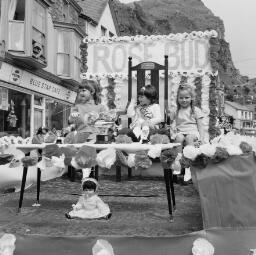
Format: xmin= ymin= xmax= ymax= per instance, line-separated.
xmin=0 ymin=63 xmax=77 ymax=103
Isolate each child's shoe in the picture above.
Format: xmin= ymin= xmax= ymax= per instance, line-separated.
xmin=98 ymin=212 xmax=112 ymax=220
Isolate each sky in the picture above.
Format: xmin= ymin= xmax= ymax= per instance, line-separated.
xmin=119 ymin=0 xmax=256 ymax=78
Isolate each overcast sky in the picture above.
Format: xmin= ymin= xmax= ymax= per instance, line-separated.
xmin=119 ymin=0 xmax=256 ymax=78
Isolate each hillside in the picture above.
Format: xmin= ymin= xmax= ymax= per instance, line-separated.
xmin=111 ymin=0 xmax=248 ymax=88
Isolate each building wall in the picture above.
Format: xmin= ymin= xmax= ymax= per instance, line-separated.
xmin=87 ymin=4 xmax=117 ymax=38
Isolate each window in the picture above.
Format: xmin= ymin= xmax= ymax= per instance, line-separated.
xmin=32 ymin=0 xmax=46 ymax=61
xmin=8 ymin=0 xmax=25 ymax=51
xmin=56 ymin=29 xmax=81 ymax=80
xmin=245 ymin=112 xmax=248 ymax=119
xmin=73 ymin=33 xmax=81 ymax=81
xmin=57 ymin=30 xmax=70 ymax=76
xmin=101 ymin=26 xmax=107 ymax=36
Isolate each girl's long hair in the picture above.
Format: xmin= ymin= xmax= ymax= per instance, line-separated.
xmin=176 ymin=84 xmax=196 ymax=116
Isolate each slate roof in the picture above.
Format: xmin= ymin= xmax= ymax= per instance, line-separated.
xmin=76 ymin=0 xmax=109 ymax=24
xmin=225 ymin=101 xmax=252 ymax=111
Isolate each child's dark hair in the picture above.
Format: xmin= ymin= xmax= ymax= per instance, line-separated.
xmin=82 ymin=180 xmax=97 ymax=192
xmin=138 ymin=84 xmax=158 ymax=104
xmin=36 ymin=127 xmax=49 ymax=135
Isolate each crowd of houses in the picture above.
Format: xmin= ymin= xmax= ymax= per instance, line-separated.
xmin=0 ymin=0 xmax=119 ymax=137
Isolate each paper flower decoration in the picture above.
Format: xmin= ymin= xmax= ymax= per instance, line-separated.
xmin=211 ymin=147 xmax=229 ymax=163
xmin=239 ymin=141 xmax=252 ymax=154
xmin=92 ymin=239 xmax=114 ymax=255
xmin=183 ymin=145 xmax=201 ymax=160
xmin=134 ymin=151 xmax=152 ymax=169
xmin=150 ymin=134 xmax=170 ymax=144
xmin=43 ymin=144 xmax=62 ymax=159
xmin=115 ymin=150 xmax=128 ymax=167
xmin=37 ymin=156 xmax=54 ymax=170
xmin=115 ymin=134 xmax=133 ymax=144
xmin=127 ymin=153 xmax=136 ymax=168
xmin=21 ymin=156 xmax=38 ymax=167
xmin=0 ymin=233 xmax=16 ymax=255
xmin=96 ymin=148 xmax=116 ymax=169
xmin=160 ymin=146 xmax=180 ymax=168
xmin=0 ymin=154 xmax=14 ymax=165
xmin=32 ymin=135 xmax=44 ymax=144
xmin=147 ymin=144 xmax=162 ymax=159
xmin=59 ymin=146 xmax=78 ymax=165
xmin=192 ymin=238 xmax=214 ymax=255
xmin=73 ymin=145 xmax=97 ymax=169
xmin=44 ymin=131 xmax=57 ymax=143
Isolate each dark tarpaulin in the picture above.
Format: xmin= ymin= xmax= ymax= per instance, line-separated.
xmin=193 ymin=152 xmax=256 ymax=229
xmin=4 ymin=228 xmax=256 ymax=255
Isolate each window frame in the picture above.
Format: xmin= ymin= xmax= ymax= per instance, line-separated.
xmin=55 ymin=27 xmax=82 ymax=81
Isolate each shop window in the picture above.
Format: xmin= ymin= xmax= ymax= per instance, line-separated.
xmin=56 ymin=29 xmax=81 ymax=80
xmin=0 ymin=87 xmax=31 ymax=138
xmin=45 ymin=99 xmax=70 ymax=131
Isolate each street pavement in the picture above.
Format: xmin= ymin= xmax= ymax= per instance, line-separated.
xmin=0 ymin=171 xmax=203 ymax=237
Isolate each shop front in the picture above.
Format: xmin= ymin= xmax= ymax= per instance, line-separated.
xmin=0 ymin=62 xmax=77 ymax=138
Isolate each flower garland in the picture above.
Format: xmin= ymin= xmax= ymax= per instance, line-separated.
xmin=182 ymin=132 xmax=256 ymax=169
xmin=83 ymin=30 xmax=218 ymax=44
xmin=194 ymin=76 xmax=202 ymax=108
xmin=208 ymin=75 xmax=220 ymax=139
xmin=107 ymin=77 xmax=116 ymax=110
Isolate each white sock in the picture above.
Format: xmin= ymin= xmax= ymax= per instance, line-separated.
xmin=184 ymin=167 xmax=191 ymax=182
xmin=82 ymin=168 xmax=91 ymax=178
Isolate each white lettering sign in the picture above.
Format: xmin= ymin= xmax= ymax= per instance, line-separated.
xmin=0 ymin=63 xmax=77 ymax=103
xmin=87 ymin=38 xmax=211 ymax=74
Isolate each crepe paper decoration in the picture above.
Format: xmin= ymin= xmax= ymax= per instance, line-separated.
xmin=0 ymin=154 xmax=14 ymax=165
xmin=150 ymin=134 xmax=170 ymax=145
xmin=115 ymin=134 xmax=133 ymax=144
xmin=21 ymin=156 xmax=38 ymax=167
xmin=43 ymin=144 xmax=62 ymax=159
xmin=92 ymin=239 xmax=114 ymax=255
xmin=74 ymin=145 xmax=97 ymax=169
xmin=96 ymin=148 xmax=116 ymax=169
xmin=0 ymin=233 xmax=16 ymax=255
xmin=192 ymin=238 xmax=214 ymax=255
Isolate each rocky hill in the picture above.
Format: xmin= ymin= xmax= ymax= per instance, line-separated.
xmin=112 ymin=0 xmax=248 ymax=89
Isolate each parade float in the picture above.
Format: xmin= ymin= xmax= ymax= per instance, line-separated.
xmin=1 ymin=30 xmax=256 ymax=255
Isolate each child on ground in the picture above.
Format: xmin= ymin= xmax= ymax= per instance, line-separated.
xmin=170 ymin=84 xmax=207 ymax=182
xmin=65 ymin=178 xmax=111 ymax=220
xmin=119 ymin=85 xmax=163 ymax=142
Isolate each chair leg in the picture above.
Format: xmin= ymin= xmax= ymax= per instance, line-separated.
xmin=116 ymin=165 xmax=121 ymax=182
xmin=163 ymin=168 xmax=173 ymax=222
xmin=128 ymin=167 xmax=132 ymax=178
xmin=94 ymin=165 xmax=99 ymax=181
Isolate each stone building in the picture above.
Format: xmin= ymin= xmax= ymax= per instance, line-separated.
xmin=0 ymin=0 xmax=119 ymax=137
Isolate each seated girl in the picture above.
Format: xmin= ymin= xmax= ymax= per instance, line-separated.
xmin=169 ymin=84 xmax=207 ymax=182
xmin=65 ymin=178 xmax=111 ymax=220
xmin=118 ymin=84 xmax=163 ymax=142
xmin=67 ymin=81 xmax=107 ymax=143
xmin=68 ymin=80 xmax=107 ymax=140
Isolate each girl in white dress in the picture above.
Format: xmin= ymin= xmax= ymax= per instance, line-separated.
xmin=65 ymin=178 xmax=111 ymax=220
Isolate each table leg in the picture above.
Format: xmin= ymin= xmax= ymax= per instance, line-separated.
xmin=169 ymin=169 xmax=176 ymax=210
xmin=116 ymin=165 xmax=121 ymax=182
xmin=36 ymin=168 xmax=41 ymax=204
xmin=128 ymin=167 xmax=132 ymax=178
xmin=163 ymin=168 xmax=173 ymax=222
xmin=18 ymin=166 xmax=28 ymax=213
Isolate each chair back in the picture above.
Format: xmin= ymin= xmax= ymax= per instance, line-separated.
xmin=127 ymin=56 xmax=169 ymax=126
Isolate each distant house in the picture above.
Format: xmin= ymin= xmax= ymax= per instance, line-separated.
xmin=245 ymin=104 xmax=256 ymax=128
xmin=225 ymin=101 xmax=255 ymax=135
xmin=76 ymin=0 xmax=119 ymax=38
